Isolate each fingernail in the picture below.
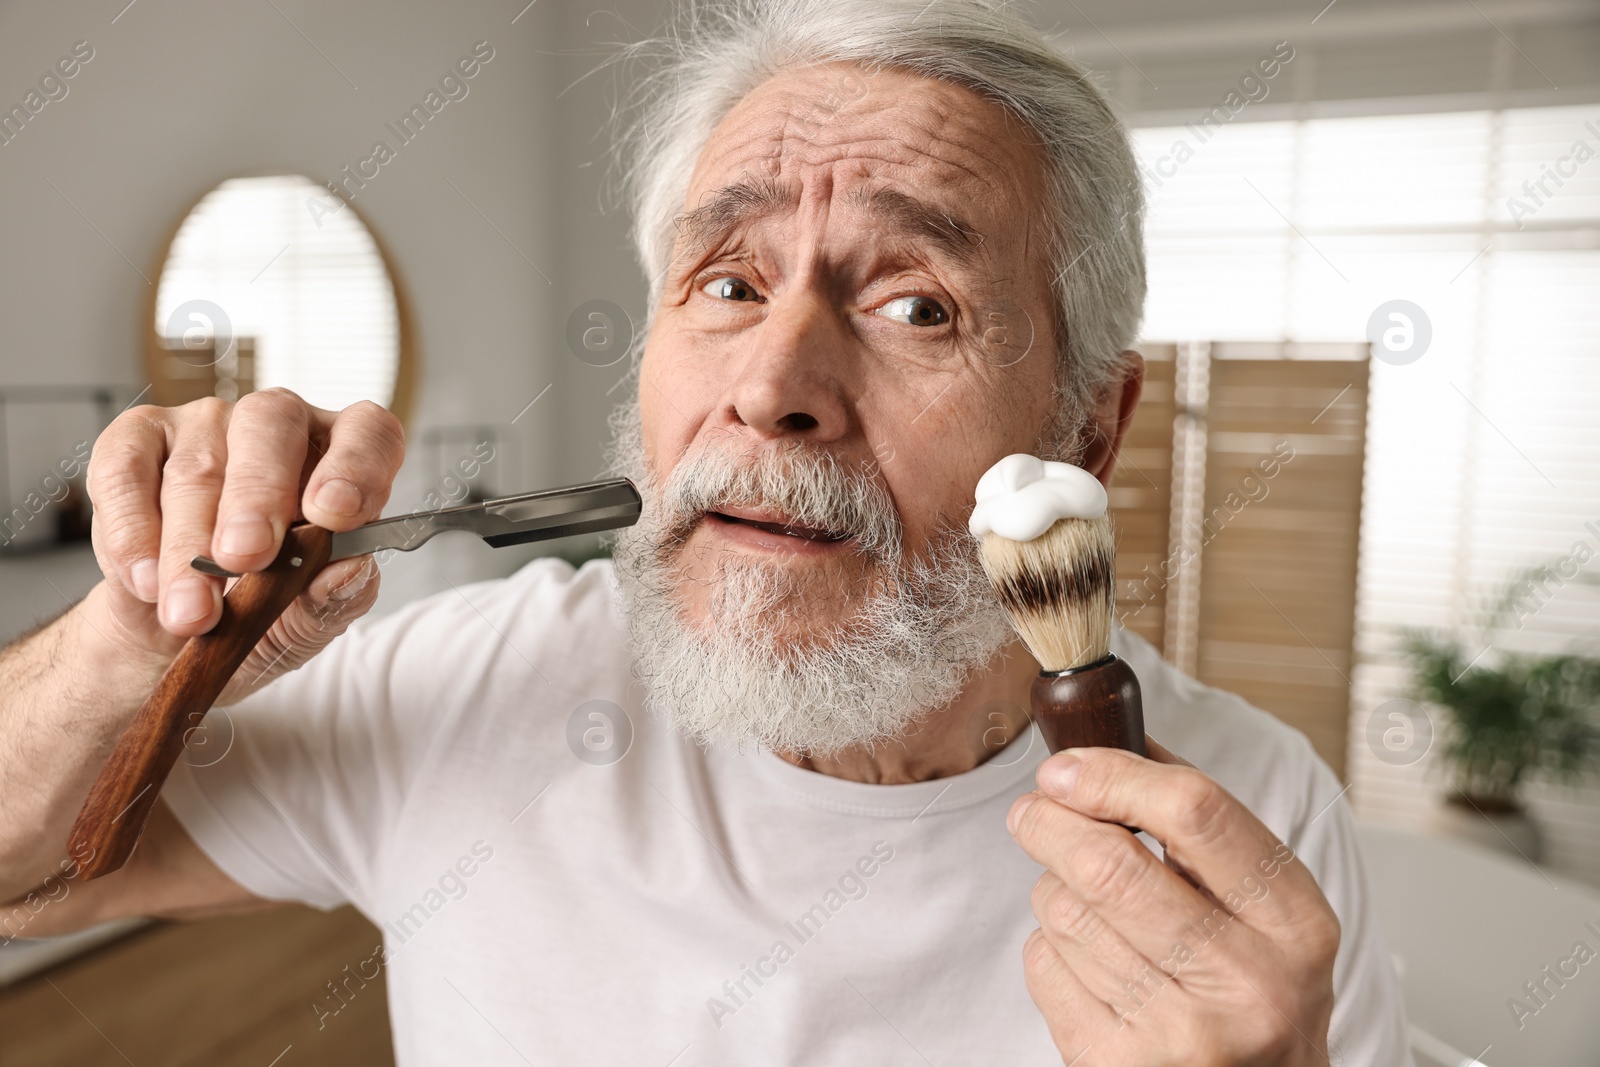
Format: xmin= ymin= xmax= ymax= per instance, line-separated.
xmin=1039 ymin=755 xmax=1082 ymax=800
xmin=328 ymin=556 xmax=377 ymax=601
xmin=130 ymin=558 xmax=158 ymax=601
xmin=1007 ymin=792 xmax=1039 ymax=835
xmin=313 ymin=478 xmax=363 ymax=518
xmin=218 ymin=512 xmax=274 ymax=557
xmin=166 ymin=577 xmax=215 ymax=626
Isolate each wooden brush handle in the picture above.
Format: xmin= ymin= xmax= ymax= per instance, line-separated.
xmin=67 ymin=524 xmax=333 ymax=880
xmin=1031 ymin=654 xmax=1147 ymax=835
xmin=1030 ymin=655 xmax=1147 ymax=757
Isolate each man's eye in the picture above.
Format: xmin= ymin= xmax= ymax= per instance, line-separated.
xmin=702 ymin=276 xmax=763 ymax=302
xmin=876 ymin=295 xmax=949 ymax=327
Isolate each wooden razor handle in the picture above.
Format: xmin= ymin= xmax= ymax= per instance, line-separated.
xmin=67 ymin=524 xmax=333 ymax=879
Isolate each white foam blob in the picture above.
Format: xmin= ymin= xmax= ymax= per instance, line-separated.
xmin=968 ymin=453 xmax=1107 ymax=541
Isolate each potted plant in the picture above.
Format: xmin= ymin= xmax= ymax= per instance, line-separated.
xmin=1398 ymin=567 xmax=1600 ymax=860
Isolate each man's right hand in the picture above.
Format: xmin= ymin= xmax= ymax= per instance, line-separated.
xmin=84 ymin=388 xmax=406 ymax=702
xmin=0 ymin=386 xmax=405 ymax=914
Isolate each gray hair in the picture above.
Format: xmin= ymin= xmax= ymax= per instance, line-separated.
xmin=606 ymin=0 xmax=1146 ymax=408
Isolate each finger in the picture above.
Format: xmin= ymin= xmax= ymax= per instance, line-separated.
xmin=1143 ymin=735 xmax=1195 ymax=769
xmin=1138 ymin=738 xmax=1212 ymax=892
xmin=86 ymin=407 xmax=169 ymax=602
xmin=219 ymin=555 xmax=380 ymax=703
xmin=1013 ymin=790 xmax=1242 ymax=968
xmin=155 ymin=399 xmax=230 ymax=635
xmin=1034 ymin=749 xmax=1321 ymax=934
xmin=210 ymin=389 xmax=313 ymax=573
xmin=301 ymin=400 xmax=405 ymax=530
xmin=1020 ymin=927 xmax=1118 ymax=1057
xmin=1030 ymin=870 xmax=1169 ymax=1012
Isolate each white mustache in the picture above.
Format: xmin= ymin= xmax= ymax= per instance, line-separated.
xmin=657 ymin=441 xmax=902 ymax=560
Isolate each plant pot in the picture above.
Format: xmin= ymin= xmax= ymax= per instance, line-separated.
xmin=1421 ymin=795 xmax=1543 ymax=862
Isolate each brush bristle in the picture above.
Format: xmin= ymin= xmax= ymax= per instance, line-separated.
xmin=978 ymin=514 xmax=1115 ymax=673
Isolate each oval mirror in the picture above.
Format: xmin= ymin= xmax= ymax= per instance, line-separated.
xmin=148 ymin=174 xmax=410 ymax=419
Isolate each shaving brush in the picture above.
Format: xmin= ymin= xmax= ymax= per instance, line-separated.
xmin=971 ymin=455 xmax=1147 ymax=759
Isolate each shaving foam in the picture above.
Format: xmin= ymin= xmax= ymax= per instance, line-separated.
xmin=967 ymin=453 xmax=1107 ymax=542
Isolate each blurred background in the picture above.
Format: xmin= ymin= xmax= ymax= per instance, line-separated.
xmin=1 ymin=0 xmax=1597 ymax=1064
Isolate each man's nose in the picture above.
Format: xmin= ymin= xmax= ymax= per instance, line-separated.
xmin=722 ymin=290 xmax=851 ymax=441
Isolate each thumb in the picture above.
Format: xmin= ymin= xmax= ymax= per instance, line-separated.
xmin=218 ymin=555 xmax=380 ymax=703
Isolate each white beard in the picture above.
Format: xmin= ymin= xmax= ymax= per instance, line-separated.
xmin=605 ymin=399 xmax=1015 ymax=757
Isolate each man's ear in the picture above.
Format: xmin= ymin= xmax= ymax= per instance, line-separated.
xmin=1076 ymin=351 xmax=1145 ymax=487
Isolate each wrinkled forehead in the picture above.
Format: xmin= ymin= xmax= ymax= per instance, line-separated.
xmin=671 ymin=62 xmax=1051 ymax=278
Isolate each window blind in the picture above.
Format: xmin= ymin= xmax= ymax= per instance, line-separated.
xmin=1130 ymin=103 xmax=1600 ymax=888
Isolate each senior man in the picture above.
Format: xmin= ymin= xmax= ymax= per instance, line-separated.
xmin=0 ymin=0 xmax=1413 ymax=1063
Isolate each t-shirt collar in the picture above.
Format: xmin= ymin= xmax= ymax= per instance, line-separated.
xmin=746 ymin=719 xmax=1049 ymax=819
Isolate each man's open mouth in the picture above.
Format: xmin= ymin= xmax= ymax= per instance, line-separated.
xmin=706 ymin=509 xmax=852 ymax=543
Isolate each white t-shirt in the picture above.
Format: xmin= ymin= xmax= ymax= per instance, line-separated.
xmin=161 ymin=558 xmax=1415 ymax=1066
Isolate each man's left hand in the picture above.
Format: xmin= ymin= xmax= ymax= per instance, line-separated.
xmin=1007 ymin=740 xmax=1340 ymax=1065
